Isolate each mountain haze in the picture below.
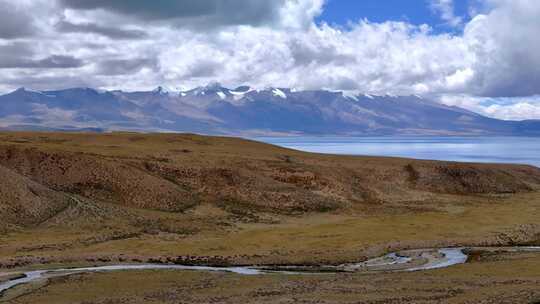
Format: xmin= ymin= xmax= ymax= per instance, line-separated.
xmin=1 ymin=85 xmax=539 ymax=136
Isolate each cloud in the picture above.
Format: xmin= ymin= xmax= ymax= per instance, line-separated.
xmin=56 ymin=20 xmax=148 ymax=40
xmin=463 ymin=0 xmax=540 ymax=97
xmin=483 ymin=102 xmax=540 ymax=120
xmin=1 ymin=0 xmax=540 ymax=121
xmin=429 ymin=0 xmax=463 ymax=27
xmin=0 ymin=42 xmax=35 ymax=61
xmin=156 ymin=21 xmax=471 ymax=94
xmin=0 ymin=74 xmax=101 ymax=92
xmin=58 ymin=0 xmax=287 ymax=28
xmin=0 ymin=42 xmax=85 ymax=69
xmin=439 ymin=94 xmax=540 ymax=120
xmin=280 ymin=0 xmax=325 ymax=29
xmin=96 ymin=58 xmax=158 ymax=75
xmin=0 ymin=55 xmax=85 ymax=69
xmin=0 ymin=1 xmax=38 ymax=38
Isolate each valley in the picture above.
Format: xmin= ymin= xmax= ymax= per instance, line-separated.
xmin=0 ymin=132 xmax=539 ymax=303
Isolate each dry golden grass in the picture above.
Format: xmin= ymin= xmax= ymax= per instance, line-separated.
xmin=1 ymin=192 xmax=539 ymax=266
xmin=4 ymin=252 xmax=540 ymax=304
xmin=1 ymin=132 xmax=540 ymax=303
xmin=0 ymin=131 xmax=539 ymax=267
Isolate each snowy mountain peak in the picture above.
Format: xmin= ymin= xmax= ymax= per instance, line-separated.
xmin=203 ymin=82 xmax=224 ymax=91
xmin=152 ymin=86 xmax=181 ymax=96
xmin=216 ymin=91 xmax=227 ymax=100
xmin=272 ymin=88 xmax=287 ymax=99
xmin=341 ymin=91 xmax=360 ymax=101
xmin=188 ymin=82 xmax=226 ymax=96
xmin=12 ymin=87 xmax=47 ymax=95
xmin=1 ymin=86 xmax=540 ymax=136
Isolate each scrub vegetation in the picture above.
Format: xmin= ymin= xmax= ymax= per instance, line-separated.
xmin=0 ymin=132 xmax=539 ymax=303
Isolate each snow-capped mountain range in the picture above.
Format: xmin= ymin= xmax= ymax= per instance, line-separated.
xmin=1 ymin=84 xmax=539 ymax=136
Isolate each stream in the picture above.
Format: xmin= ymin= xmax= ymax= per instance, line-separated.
xmin=2 ymin=247 xmax=539 ymax=295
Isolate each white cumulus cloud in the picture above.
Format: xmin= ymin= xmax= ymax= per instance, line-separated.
xmin=429 ymin=0 xmax=463 ymax=27
xmin=0 ymin=0 xmax=540 ymax=120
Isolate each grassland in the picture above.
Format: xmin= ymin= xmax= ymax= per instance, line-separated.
xmin=2 ymin=191 xmax=539 ymax=267
xmin=4 ymin=251 xmax=540 ymax=304
xmin=0 ymin=132 xmax=539 ymax=303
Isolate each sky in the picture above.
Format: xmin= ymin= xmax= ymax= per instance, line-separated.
xmin=1 ymin=0 xmax=540 ymax=120
xmin=319 ymin=0 xmax=471 ymax=30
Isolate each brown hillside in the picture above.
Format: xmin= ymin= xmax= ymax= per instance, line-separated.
xmin=0 ymin=165 xmax=71 ymax=230
xmin=0 ymin=132 xmax=539 ymax=223
xmin=0 ymin=132 xmax=540 ymax=268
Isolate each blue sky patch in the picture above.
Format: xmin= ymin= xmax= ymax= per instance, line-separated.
xmin=317 ymin=0 xmax=472 ymax=33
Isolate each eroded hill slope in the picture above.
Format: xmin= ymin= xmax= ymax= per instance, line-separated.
xmin=0 ymin=132 xmax=540 ymax=267
xmin=0 ymin=132 xmax=539 ymax=223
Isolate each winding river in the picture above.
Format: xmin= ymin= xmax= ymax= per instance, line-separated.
xmin=1 ymin=247 xmax=539 ymax=295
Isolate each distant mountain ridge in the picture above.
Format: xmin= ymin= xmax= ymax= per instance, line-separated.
xmin=1 ymin=85 xmax=539 ymax=136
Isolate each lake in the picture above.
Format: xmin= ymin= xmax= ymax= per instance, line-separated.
xmin=255 ymin=137 xmax=540 ymax=168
